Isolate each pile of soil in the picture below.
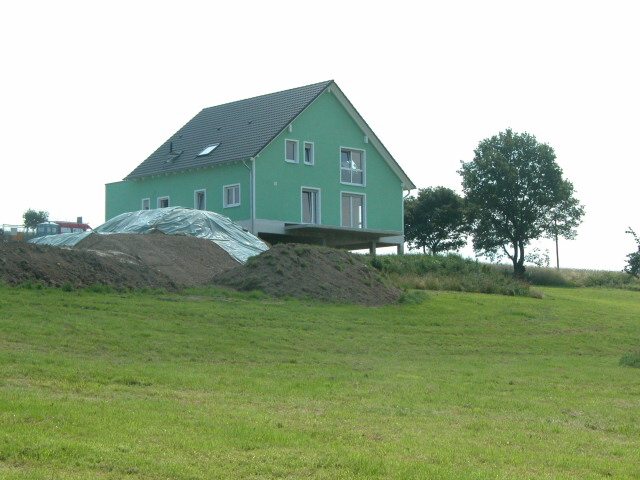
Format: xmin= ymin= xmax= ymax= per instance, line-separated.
xmin=214 ymin=243 xmax=401 ymax=305
xmin=76 ymin=233 xmax=239 ymax=287
xmin=0 ymin=242 xmax=176 ymax=290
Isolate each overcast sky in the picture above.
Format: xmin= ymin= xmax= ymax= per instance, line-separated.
xmin=1 ymin=1 xmax=638 ymax=270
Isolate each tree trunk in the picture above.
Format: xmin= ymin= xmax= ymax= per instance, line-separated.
xmin=513 ymin=261 xmax=526 ymax=278
xmin=514 ymin=241 xmax=526 ymax=278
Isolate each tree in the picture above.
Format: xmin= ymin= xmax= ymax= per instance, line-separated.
xmin=23 ymin=209 xmax=49 ymax=231
xmin=624 ymin=228 xmax=640 ymax=277
xmin=404 ymin=186 xmax=469 ymax=255
xmin=545 ymin=189 xmax=584 ymax=269
xmin=460 ymin=129 xmax=584 ymax=277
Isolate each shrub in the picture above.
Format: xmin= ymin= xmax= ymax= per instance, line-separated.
xmin=370 ymin=256 xmax=383 ymax=271
xmin=367 ymin=253 xmax=640 ymax=296
xmin=624 ymin=228 xmax=640 ymax=278
xmin=368 ymin=253 xmax=532 ymax=297
xmin=85 ymin=284 xmax=115 ymax=294
xmin=625 ymin=251 xmax=640 ymax=278
xmin=525 ymin=268 xmax=572 ymax=287
xmin=398 ymin=290 xmax=428 ymax=305
xmin=620 ymin=351 xmax=640 ymax=368
xmin=525 ymin=267 xmax=640 ymax=291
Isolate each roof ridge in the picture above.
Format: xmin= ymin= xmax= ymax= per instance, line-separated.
xmin=200 ymin=80 xmax=334 ymax=112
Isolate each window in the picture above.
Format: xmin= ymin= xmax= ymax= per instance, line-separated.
xmin=194 ymin=189 xmax=206 ymax=210
xmin=341 ymin=193 xmax=365 ymax=228
xmin=340 ymin=148 xmax=365 ymax=185
xmin=141 ymin=198 xmax=150 ymax=210
xmin=301 ymin=188 xmax=320 ymax=224
xmin=158 ymin=196 xmax=170 ymax=208
xmin=223 ymin=184 xmax=240 ymax=208
xmin=285 ymin=139 xmax=298 ymax=163
xmin=303 ymin=141 xmax=314 ymax=165
xmin=198 ymin=143 xmax=220 ymax=156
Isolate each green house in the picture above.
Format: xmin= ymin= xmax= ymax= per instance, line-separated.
xmin=105 ymin=80 xmax=415 ymax=253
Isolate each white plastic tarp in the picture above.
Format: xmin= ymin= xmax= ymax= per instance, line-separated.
xmin=29 ymin=207 xmax=268 ymax=263
xmin=30 ymin=231 xmax=92 ymax=247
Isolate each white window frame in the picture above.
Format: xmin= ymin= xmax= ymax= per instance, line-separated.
xmin=303 ymin=141 xmax=315 ymax=165
xmin=285 ymin=139 xmax=299 ymax=163
xmin=194 ymin=189 xmax=206 ymax=210
xmin=157 ymin=196 xmax=170 ymax=208
xmin=339 ymin=147 xmax=366 ymax=186
xmin=300 ymin=187 xmax=321 ymax=225
xmin=340 ymin=191 xmax=366 ymax=229
xmin=141 ymin=198 xmax=150 ymax=210
xmin=223 ymin=183 xmax=241 ymax=208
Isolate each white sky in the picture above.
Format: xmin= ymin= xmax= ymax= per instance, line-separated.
xmin=1 ymin=1 xmax=638 ymax=270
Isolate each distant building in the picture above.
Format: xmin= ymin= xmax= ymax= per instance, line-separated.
xmin=35 ymin=218 xmax=91 ymax=237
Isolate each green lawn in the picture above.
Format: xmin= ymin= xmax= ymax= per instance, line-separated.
xmin=0 ymin=286 xmax=639 ymax=479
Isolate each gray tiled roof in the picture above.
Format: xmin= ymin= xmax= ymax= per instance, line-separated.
xmin=126 ymin=80 xmax=333 ymax=179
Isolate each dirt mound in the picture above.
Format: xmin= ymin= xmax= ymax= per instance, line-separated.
xmin=0 ymin=242 xmax=176 ymax=290
xmin=76 ymin=233 xmax=239 ymax=287
xmin=214 ymin=244 xmax=401 ymax=305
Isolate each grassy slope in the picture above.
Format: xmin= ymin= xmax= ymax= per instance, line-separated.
xmin=0 ymin=286 xmax=639 ymax=479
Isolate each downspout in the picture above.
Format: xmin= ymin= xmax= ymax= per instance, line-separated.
xmin=402 ymin=186 xmax=412 ymax=225
xmin=251 ymin=157 xmax=256 ymax=235
xmin=400 ymin=185 xmax=412 ymax=254
xmin=242 ymin=158 xmax=256 ymax=235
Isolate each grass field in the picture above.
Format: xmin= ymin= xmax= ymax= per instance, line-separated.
xmin=1 ymin=285 xmax=639 ymax=479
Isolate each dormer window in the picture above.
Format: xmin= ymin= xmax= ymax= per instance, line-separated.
xmin=198 ymin=143 xmax=220 ymax=156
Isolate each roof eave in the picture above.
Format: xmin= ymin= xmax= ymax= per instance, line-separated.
xmin=124 ymin=157 xmax=248 ymax=181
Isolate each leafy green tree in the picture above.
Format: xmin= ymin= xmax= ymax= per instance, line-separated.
xmin=460 ymin=129 xmax=584 ymax=277
xmin=624 ymin=228 xmax=640 ymax=277
xmin=23 ymin=209 xmax=49 ymax=231
xmin=404 ymin=186 xmax=469 ymax=254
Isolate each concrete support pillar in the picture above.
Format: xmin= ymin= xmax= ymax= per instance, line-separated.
xmin=369 ymin=241 xmax=377 ymax=256
xmin=397 ymin=243 xmax=404 ymax=255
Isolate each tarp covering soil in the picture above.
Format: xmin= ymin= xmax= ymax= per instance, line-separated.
xmin=76 ymin=233 xmax=239 ymax=287
xmin=214 ymin=244 xmax=401 ymax=305
xmin=0 ymin=242 xmax=176 ymax=290
xmin=30 ymin=207 xmax=269 ymax=264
